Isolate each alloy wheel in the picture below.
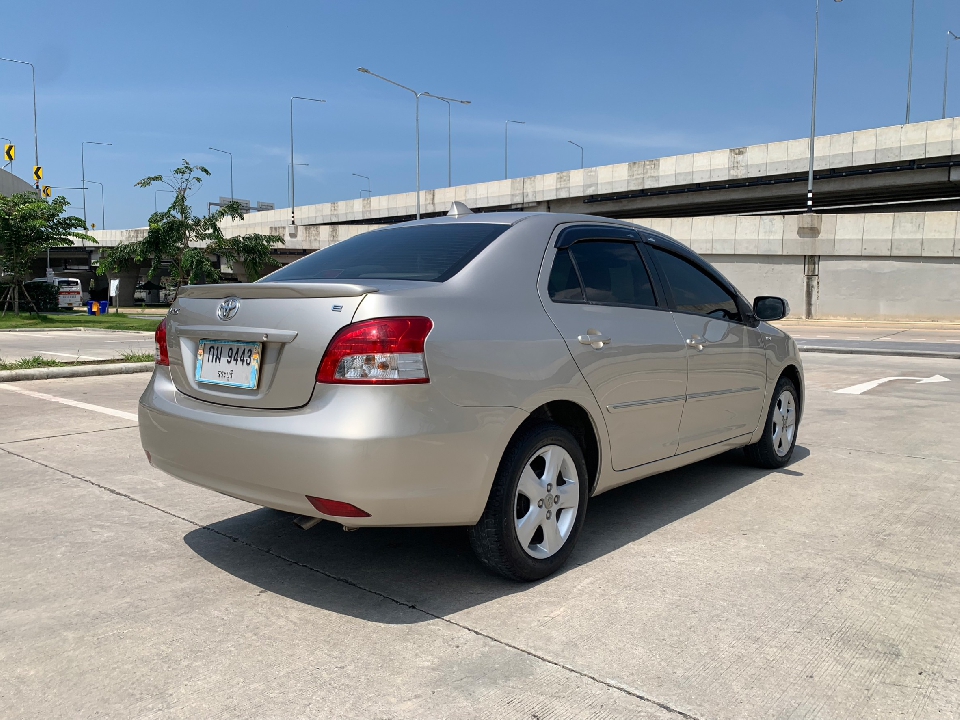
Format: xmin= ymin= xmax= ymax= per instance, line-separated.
xmin=772 ymin=389 xmax=797 ymax=457
xmin=514 ymin=444 xmax=580 ymax=559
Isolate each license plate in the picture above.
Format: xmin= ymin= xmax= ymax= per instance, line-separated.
xmin=196 ymin=340 xmax=262 ymax=389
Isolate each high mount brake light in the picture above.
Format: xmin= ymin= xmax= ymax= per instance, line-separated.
xmin=316 ymin=317 xmax=433 ymax=384
xmin=155 ymin=318 xmax=169 ymax=366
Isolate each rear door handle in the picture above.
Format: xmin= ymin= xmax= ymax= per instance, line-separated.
xmin=685 ymin=336 xmax=704 ymax=352
xmin=578 ymin=333 xmax=611 ymax=349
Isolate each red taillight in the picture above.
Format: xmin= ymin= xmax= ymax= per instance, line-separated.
xmin=155 ymin=317 xmax=169 ymax=366
xmin=306 ymin=496 xmax=371 ymax=518
xmin=316 ymin=316 xmax=433 ymax=384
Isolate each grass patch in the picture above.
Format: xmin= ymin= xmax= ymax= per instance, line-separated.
xmin=119 ymin=350 xmax=155 ymax=363
xmin=0 ymin=312 xmax=161 ymax=333
xmin=0 ymin=355 xmax=63 ymax=371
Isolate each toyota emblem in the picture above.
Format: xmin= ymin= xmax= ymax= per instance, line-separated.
xmin=217 ymin=297 xmax=241 ymax=321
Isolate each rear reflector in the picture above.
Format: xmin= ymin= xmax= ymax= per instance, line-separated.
xmin=306 ymin=496 xmax=371 ymax=518
xmin=155 ymin=318 xmax=169 ymax=366
xmin=316 ymin=316 xmax=433 ymax=384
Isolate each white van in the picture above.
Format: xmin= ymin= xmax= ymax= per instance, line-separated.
xmin=32 ymin=277 xmax=84 ymax=308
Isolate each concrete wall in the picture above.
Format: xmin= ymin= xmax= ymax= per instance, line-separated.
xmin=635 ymin=212 xmax=960 ymax=322
xmin=701 ymin=255 xmax=807 ymax=318
xmin=702 ymin=255 xmax=960 ymax=322
xmin=85 ymin=207 xmax=960 ymax=321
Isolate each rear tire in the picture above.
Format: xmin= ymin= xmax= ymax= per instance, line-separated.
xmin=744 ymin=376 xmax=799 ymax=469
xmin=469 ymin=423 xmax=589 ymax=581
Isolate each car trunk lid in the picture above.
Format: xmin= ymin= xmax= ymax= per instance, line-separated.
xmin=165 ymin=282 xmax=377 ymax=409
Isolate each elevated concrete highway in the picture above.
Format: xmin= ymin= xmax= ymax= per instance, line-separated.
xmin=79 ymin=118 xmax=960 ymax=322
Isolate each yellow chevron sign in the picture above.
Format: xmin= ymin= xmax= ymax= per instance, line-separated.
xmin=3 ymin=144 xmax=13 ymax=162
xmin=33 ymin=165 xmax=42 ymax=181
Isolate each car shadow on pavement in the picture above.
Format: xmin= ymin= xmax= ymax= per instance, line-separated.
xmin=183 ymin=446 xmax=810 ymax=623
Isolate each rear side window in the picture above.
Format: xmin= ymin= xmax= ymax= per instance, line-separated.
xmin=648 ymin=246 xmax=741 ymax=321
xmin=547 ymin=250 xmax=584 ymax=302
xmin=263 ymin=223 xmax=510 ymax=283
xmin=568 ymin=242 xmax=657 ymax=307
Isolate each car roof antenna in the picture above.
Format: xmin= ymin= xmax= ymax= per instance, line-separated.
xmin=447 ymin=201 xmax=473 ymax=217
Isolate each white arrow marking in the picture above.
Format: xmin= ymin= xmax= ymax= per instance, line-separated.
xmin=835 ymin=375 xmax=950 ymax=395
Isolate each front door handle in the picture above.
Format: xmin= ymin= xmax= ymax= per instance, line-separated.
xmin=578 ymin=333 xmax=611 ymax=350
xmin=685 ymin=336 xmax=704 ymax=352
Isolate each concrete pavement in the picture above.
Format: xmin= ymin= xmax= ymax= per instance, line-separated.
xmin=0 ymin=329 xmax=155 ymax=363
xmin=1 ymin=354 xmax=959 ymax=718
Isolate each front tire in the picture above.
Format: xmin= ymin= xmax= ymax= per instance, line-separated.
xmin=744 ymin=376 xmax=799 ymax=468
xmin=469 ymin=423 xmax=589 ymax=581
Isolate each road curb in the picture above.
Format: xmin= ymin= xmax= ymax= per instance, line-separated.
xmin=0 ymin=362 xmax=155 ymax=383
xmin=799 ymin=346 xmax=960 ymax=360
xmin=0 ymin=327 xmax=154 ymax=334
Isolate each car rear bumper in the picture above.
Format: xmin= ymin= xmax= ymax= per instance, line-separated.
xmin=139 ymin=367 xmax=521 ymax=526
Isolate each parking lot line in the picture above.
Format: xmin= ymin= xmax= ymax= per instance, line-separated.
xmin=0 ymin=384 xmax=138 ymax=421
xmin=38 ymin=351 xmax=101 ymax=360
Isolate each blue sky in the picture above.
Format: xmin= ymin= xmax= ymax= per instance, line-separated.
xmin=3 ymin=0 xmax=960 ymax=229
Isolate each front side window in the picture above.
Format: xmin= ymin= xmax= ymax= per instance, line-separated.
xmin=569 ymin=242 xmax=657 ymax=307
xmin=648 ymin=246 xmax=740 ymax=321
xmin=262 ymin=223 xmax=510 ymax=283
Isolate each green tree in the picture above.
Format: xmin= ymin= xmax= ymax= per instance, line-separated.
xmin=99 ymin=160 xmax=244 ymax=287
xmin=208 ymin=232 xmax=285 ymax=282
xmin=0 ymin=193 xmax=93 ymax=315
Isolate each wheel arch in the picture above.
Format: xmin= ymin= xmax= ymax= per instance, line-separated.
xmin=779 ymin=363 xmax=804 ymax=422
xmin=516 ymin=400 xmax=602 ymax=495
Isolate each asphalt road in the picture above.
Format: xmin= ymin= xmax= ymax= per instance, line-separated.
xmin=1 ymin=354 xmax=958 ymax=719
xmin=778 ymin=321 xmax=960 ymax=357
xmin=0 ymin=329 xmax=155 ymax=363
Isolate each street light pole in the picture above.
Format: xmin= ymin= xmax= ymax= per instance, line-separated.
xmin=0 ymin=57 xmax=38 ymax=185
xmin=85 ymin=180 xmax=105 ymax=229
xmin=422 ymin=93 xmax=471 ymax=187
xmin=906 ymin=0 xmax=916 ymax=124
xmin=943 ymin=31 xmax=960 ymax=119
xmin=209 ymin=147 xmax=234 ymax=201
xmin=155 ymin=189 xmax=174 ymax=213
xmin=290 ymin=96 xmax=325 ymax=226
xmin=81 ymin=141 xmax=111 ymax=229
xmin=358 ymin=68 xmax=431 ymax=219
xmin=288 ymin=163 xmax=309 ymax=208
xmin=505 ymin=120 xmax=525 ymax=180
xmin=352 ymin=173 xmax=371 ymax=197
xmin=807 ymin=0 xmax=843 ymax=213
xmin=568 ymin=140 xmax=584 ymax=169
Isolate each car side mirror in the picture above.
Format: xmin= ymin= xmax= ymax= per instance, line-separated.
xmin=753 ymin=296 xmax=789 ymax=322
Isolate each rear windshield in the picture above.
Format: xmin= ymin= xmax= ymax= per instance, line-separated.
xmin=58 ymin=280 xmax=81 ymax=289
xmin=262 ymin=223 xmax=510 ymax=283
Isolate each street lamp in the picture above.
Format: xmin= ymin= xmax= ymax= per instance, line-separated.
xmin=209 ymin=147 xmax=234 ymax=201
xmin=422 ymin=93 xmax=471 ymax=187
xmin=84 ymin=180 xmax=105 ymax=230
xmin=568 ymin=140 xmax=584 ymax=169
xmin=505 ymin=120 xmax=525 ymax=180
xmin=943 ymin=31 xmax=960 ymax=119
xmin=906 ymin=0 xmax=916 ymax=124
xmin=0 ymin=57 xmax=38 ymax=185
xmin=807 ymin=0 xmax=843 ymax=213
xmin=352 ymin=172 xmax=371 ymax=197
xmin=155 ymin=189 xmax=175 ymax=213
xmin=81 ymin=141 xmax=111 ymax=228
xmin=358 ymin=67 xmax=430 ymax=219
xmin=288 ymin=162 xmax=309 ymax=208
xmin=290 ymin=96 xmax=325 ymax=226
